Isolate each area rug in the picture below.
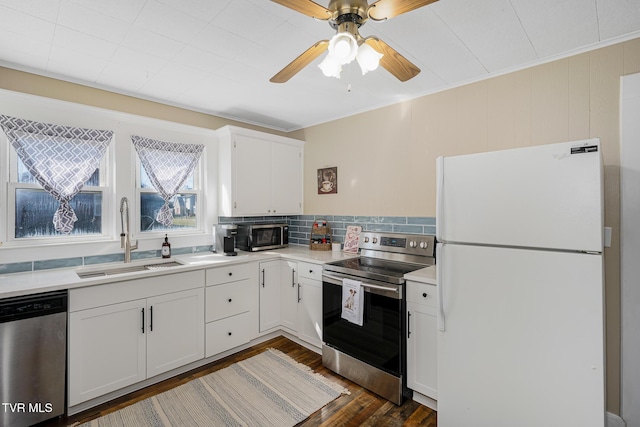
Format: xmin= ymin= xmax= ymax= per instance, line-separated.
xmin=75 ymin=348 xmax=349 ymax=427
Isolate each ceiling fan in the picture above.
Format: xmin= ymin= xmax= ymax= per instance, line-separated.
xmin=269 ymin=0 xmax=439 ymax=83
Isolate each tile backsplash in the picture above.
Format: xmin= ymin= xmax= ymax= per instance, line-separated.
xmin=221 ymin=215 xmax=436 ymax=246
xmin=0 ymin=215 xmax=436 ymax=274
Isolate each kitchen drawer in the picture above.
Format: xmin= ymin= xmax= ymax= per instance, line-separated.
xmin=206 ymin=263 xmax=254 ymax=286
xmin=205 ymin=278 xmax=251 ymax=322
xmin=298 ymin=261 xmax=322 ymax=281
xmin=206 ymin=312 xmax=251 ymax=357
xmin=406 ymin=281 xmax=437 ymax=308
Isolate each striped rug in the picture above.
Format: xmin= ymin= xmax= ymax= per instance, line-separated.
xmin=76 ymin=348 xmax=349 ymax=427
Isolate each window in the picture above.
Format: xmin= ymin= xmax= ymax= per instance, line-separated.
xmin=4 ymin=127 xmax=111 ymax=242
xmin=138 ymin=164 xmax=200 ymax=233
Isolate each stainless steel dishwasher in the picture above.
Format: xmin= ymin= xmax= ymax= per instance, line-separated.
xmin=0 ymin=290 xmax=67 ymax=427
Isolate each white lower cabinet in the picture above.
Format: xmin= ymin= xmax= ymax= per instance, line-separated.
xmin=406 ymin=280 xmax=438 ymax=400
xmin=259 ymin=260 xmax=322 ymax=348
xmin=206 ymin=312 xmax=252 ymax=356
xmin=68 ymin=271 xmax=205 ymax=407
xmin=280 ymin=260 xmax=298 ymax=331
xmin=67 ymin=256 xmax=326 ymax=410
xmin=69 ymin=299 xmax=147 ymax=406
xmin=146 ymin=289 xmax=205 ymax=378
xmin=205 ymin=262 xmax=257 ymax=358
xmin=259 ymin=260 xmax=282 ymax=332
xmin=296 ymin=262 xmax=323 ymax=348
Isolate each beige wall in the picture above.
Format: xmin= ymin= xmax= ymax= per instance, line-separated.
xmin=301 ymin=37 xmax=640 ymax=414
xmin=2 ymin=37 xmax=639 ymax=414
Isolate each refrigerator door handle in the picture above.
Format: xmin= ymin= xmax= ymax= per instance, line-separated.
xmin=436 ymin=243 xmax=445 ymax=331
xmin=436 ymin=156 xmax=444 ymax=241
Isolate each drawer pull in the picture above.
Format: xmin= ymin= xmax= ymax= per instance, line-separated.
xmin=228 ymin=298 xmax=232 ymax=303
xmin=422 ymin=292 xmax=428 ymax=298
xmin=228 ymin=332 xmax=232 ymax=336
xmin=309 ymin=269 xmax=313 ymax=274
xmin=228 ymin=272 xmax=232 ymax=276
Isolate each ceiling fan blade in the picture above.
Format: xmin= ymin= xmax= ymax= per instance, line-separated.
xmin=270 ymin=40 xmax=329 ymax=83
xmin=367 ymin=0 xmax=438 ymax=21
xmin=364 ymin=37 xmax=420 ymax=82
xmin=271 ymin=0 xmax=332 ymax=20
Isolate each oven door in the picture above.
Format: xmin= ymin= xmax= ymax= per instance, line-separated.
xmin=322 ymin=271 xmax=405 ymax=377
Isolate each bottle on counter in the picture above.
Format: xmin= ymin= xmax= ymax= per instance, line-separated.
xmin=162 ymin=234 xmax=171 ymax=258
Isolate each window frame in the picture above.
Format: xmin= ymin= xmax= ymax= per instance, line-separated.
xmin=3 ymin=134 xmax=113 ymax=246
xmin=133 ymin=147 xmax=203 ymax=238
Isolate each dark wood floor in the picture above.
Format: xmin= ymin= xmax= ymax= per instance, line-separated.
xmin=42 ymin=336 xmax=437 ymax=426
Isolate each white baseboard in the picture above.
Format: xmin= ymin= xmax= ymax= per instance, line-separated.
xmin=607 ymin=412 xmax=626 ymax=427
xmin=411 ymin=390 xmax=437 ymax=411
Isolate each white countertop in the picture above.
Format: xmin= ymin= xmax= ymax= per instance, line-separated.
xmin=0 ymin=246 xmax=358 ymax=299
xmin=404 ymin=265 xmax=437 ymax=285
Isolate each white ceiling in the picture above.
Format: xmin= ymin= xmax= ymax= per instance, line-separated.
xmin=1 ymin=0 xmax=639 ymax=132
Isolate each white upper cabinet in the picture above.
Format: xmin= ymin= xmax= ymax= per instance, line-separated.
xmin=217 ymin=126 xmax=304 ymax=217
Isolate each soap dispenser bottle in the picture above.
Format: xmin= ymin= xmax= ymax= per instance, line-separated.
xmin=162 ymin=234 xmax=171 ymax=258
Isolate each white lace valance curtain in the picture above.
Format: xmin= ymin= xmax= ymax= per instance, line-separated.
xmin=131 ymin=135 xmax=204 ymax=227
xmin=0 ymin=115 xmax=113 ymax=234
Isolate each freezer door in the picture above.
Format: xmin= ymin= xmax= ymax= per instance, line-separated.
xmin=436 ymin=139 xmax=603 ymax=252
xmin=437 ymin=243 xmax=605 ymax=427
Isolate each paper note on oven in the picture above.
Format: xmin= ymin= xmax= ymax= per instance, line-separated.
xmin=341 ymin=278 xmax=364 ymax=326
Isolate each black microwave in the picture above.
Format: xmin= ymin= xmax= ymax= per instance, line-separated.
xmin=235 ymin=223 xmax=289 ymax=251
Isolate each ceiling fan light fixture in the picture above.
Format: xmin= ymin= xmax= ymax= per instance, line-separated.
xmin=328 ymin=32 xmax=358 ymax=65
xmin=318 ymin=53 xmax=342 ymax=78
xmin=356 ymin=43 xmax=383 ymax=75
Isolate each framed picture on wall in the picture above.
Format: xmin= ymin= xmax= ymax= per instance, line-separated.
xmin=317 ymin=167 xmax=337 ymax=194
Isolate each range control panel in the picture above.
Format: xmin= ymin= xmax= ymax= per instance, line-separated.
xmin=358 ymin=231 xmax=436 ymax=258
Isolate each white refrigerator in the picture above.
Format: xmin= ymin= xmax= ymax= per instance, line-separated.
xmin=435 ymin=139 xmax=605 ymax=427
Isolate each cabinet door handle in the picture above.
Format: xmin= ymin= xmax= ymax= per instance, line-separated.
xmin=297 ymin=283 xmax=301 ymax=303
xmin=423 ymin=292 xmax=428 ymax=298
xmin=228 ymin=272 xmax=233 ymax=276
xmin=150 ymin=306 xmax=153 ymax=332
xmin=228 ymin=298 xmax=232 ymax=303
xmin=292 ymin=268 xmax=296 ymax=287
xmin=141 ymin=308 xmax=145 ymax=334
xmin=408 ymin=311 xmax=412 ymax=339
xmin=262 ymin=269 xmax=265 ymax=287
xmin=228 ymin=332 xmax=232 ymax=336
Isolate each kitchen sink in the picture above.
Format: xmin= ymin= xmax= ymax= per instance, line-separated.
xmin=76 ymin=260 xmax=184 ymax=279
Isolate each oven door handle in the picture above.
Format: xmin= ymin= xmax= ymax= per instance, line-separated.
xmin=322 ymin=273 xmax=399 ymax=294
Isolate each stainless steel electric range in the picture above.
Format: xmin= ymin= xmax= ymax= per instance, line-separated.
xmin=322 ymin=231 xmax=436 ymax=405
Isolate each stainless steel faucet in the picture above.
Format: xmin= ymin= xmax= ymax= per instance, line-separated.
xmin=120 ymin=197 xmax=138 ymax=263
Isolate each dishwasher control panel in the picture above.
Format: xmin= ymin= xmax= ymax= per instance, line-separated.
xmin=0 ymin=290 xmax=68 ymax=323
